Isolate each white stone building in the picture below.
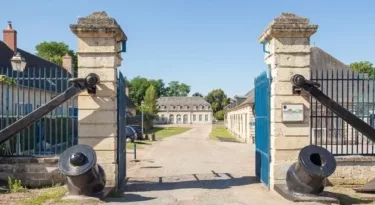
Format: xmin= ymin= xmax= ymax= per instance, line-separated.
xmin=154 ymin=96 xmax=213 ymax=124
xmin=225 ymin=90 xmax=255 ymax=144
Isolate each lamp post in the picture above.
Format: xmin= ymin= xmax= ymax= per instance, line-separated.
xmin=141 ymin=100 xmax=144 ymax=136
xmin=10 ymin=52 xmax=27 ymax=155
xmin=10 ymin=52 xmax=27 ymax=72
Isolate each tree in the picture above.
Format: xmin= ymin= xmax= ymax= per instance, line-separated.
xmin=192 ymin=92 xmax=203 ymax=97
xmin=164 ymin=81 xmax=191 ymax=96
xmin=149 ymin=79 xmax=166 ymax=97
xmin=350 ymin=61 xmax=375 ymax=76
xmin=35 ymin=41 xmax=78 ymax=72
xmin=215 ymin=110 xmax=224 ymax=120
xmin=128 ymin=76 xmax=151 ymax=106
xmin=140 ymin=85 xmax=159 ymax=120
xmin=205 ymin=89 xmax=229 ymax=113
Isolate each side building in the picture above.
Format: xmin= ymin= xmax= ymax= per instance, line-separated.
xmin=154 ymin=96 xmax=213 ymax=124
xmin=225 ymin=90 xmax=255 ymax=144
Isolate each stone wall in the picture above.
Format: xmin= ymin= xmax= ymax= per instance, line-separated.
xmin=0 ymin=157 xmax=64 ymax=188
xmin=328 ymin=156 xmax=375 ymax=186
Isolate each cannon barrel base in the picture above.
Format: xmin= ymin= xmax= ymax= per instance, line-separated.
xmin=274 ymin=184 xmax=339 ymax=204
xmin=286 ymin=145 xmax=336 ymax=195
xmin=59 ymin=144 xmax=107 ymax=197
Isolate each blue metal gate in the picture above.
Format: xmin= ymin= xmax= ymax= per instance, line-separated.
xmin=254 ymin=71 xmax=270 ymax=187
xmin=117 ymin=71 xmax=127 ymax=188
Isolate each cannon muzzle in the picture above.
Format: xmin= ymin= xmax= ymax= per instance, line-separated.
xmin=58 ymin=144 xmax=106 ymax=196
xmin=286 ymin=145 xmax=336 ymax=194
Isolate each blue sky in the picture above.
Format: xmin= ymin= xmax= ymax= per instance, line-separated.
xmin=1 ymin=0 xmax=374 ymax=97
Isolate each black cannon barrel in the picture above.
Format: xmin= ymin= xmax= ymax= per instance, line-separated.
xmin=58 ymin=144 xmax=106 ymax=196
xmin=286 ymin=145 xmax=336 ymax=194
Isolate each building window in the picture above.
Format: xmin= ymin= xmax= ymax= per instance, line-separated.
xmin=193 ymin=114 xmax=196 ymax=121
xmin=205 ymin=115 xmax=208 ymax=121
xmin=69 ymin=107 xmax=78 ymax=118
xmin=169 ymin=114 xmax=174 ymax=123
xmin=177 ymin=114 xmax=182 ymax=124
xmin=199 ymin=115 xmax=202 ymax=121
xmin=183 ymin=114 xmax=188 ymax=124
xmin=161 ymin=114 xmax=165 ymax=121
xmin=56 ymin=106 xmax=63 ymax=116
xmin=15 ymin=103 xmax=32 ymax=115
xmin=186 ymin=106 xmax=189 ymax=109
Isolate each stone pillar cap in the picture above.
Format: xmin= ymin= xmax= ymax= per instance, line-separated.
xmin=70 ymin=11 xmax=127 ymax=41
xmin=259 ymin=13 xmax=318 ymax=43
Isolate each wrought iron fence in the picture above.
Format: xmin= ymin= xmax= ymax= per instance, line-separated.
xmin=0 ymin=67 xmax=78 ymax=156
xmin=310 ymin=69 xmax=375 ymax=155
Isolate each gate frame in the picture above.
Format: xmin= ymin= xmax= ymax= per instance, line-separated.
xmin=254 ymin=71 xmax=271 ymax=188
xmin=117 ymin=71 xmax=127 ymax=188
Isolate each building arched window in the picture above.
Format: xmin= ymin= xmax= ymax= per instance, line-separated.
xmin=169 ymin=114 xmax=174 ymax=123
xmin=183 ymin=114 xmax=188 ymax=124
xmin=177 ymin=114 xmax=182 ymax=124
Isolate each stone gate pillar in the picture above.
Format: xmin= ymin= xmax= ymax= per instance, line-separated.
xmin=258 ymin=13 xmax=318 ymax=189
xmin=70 ymin=11 xmax=127 ymax=188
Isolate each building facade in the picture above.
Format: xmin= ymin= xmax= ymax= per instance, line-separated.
xmin=154 ymin=96 xmax=213 ymax=124
xmin=225 ymin=90 xmax=255 ymax=144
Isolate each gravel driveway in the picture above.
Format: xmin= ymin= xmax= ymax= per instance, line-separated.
xmin=107 ymin=124 xmax=320 ymax=205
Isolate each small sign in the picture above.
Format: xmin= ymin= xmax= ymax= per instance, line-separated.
xmin=282 ymin=104 xmax=304 ymax=122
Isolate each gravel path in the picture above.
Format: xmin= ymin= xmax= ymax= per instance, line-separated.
xmin=107 ymin=124 xmax=320 ymax=205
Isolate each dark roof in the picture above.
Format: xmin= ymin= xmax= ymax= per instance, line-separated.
xmin=157 ymin=96 xmax=211 ymax=106
xmin=125 ymin=95 xmax=136 ymax=109
xmin=311 ymin=47 xmax=351 ymax=72
xmin=0 ymin=41 xmax=72 ymax=93
xmin=311 ymin=46 xmax=373 ymax=103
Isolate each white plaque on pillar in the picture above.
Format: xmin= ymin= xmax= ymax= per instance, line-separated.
xmin=282 ymin=104 xmax=304 ymax=122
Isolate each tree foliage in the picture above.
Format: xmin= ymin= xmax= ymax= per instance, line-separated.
xmin=192 ymin=92 xmax=203 ymax=97
xmin=141 ymin=85 xmax=159 ymax=120
xmin=0 ymin=75 xmax=16 ymax=85
xmin=164 ymin=81 xmax=190 ymax=97
xmin=35 ymin=41 xmax=77 ymax=72
xmin=128 ymin=76 xmax=153 ymax=106
xmin=215 ymin=110 xmax=224 ymax=120
xmin=350 ymin=61 xmax=375 ymax=76
xmin=128 ymin=77 xmax=191 ymax=106
xmin=205 ymin=89 xmax=229 ymax=113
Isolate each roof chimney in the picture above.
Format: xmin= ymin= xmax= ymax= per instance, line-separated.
xmin=3 ymin=21 xmax=17 ymax=52
xmin=62 ymin=53 xmax=73 ymax=74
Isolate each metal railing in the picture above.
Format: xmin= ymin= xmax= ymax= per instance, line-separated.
xmin=0 ymin=67 xmax=97 ymax=157
xmin=297 ymin=71 xmax=375 ymax=155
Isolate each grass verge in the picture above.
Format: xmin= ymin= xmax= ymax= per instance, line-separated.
xmin=146 ymin=127 xmax=191 ymax=140
xmin=210 ymin=125 xmax=238 ymax=142
xmin=126 ymin=140 xmax=151 ymax=149
xmin=21 ymin=185 xmax=68 ymax=205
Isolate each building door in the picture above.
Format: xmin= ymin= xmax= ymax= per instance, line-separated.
xmin=177 ymin=114 xmax=182 ymax=124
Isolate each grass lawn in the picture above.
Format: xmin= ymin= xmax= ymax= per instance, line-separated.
xmin=126 ymin=140 xmax=151 ymax=149
xmin=146 ymin=127 xmax=191 ymax=140
xmin=210 ymin=125 xmax=238 ymax=142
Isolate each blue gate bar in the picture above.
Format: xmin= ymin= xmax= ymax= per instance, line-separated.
xmin=254 ymin=71 xmax=270 ymax=187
